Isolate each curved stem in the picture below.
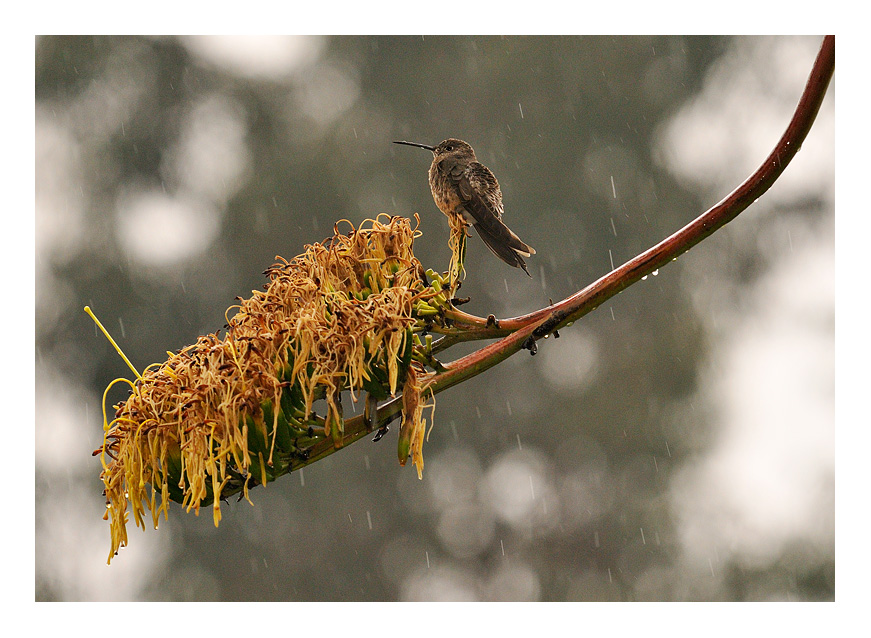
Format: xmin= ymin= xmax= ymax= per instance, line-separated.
xmin=447 ymin=35 xmax=834 ymax=342
xmin=294 ymin=35 xmax=835 ymax=470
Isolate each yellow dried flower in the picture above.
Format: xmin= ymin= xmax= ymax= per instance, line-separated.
xmin=96 ymin=215 xmax=439 ymax=563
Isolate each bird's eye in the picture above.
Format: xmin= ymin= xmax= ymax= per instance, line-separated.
xmin=444 ymin=145 xmax=453 ymax=151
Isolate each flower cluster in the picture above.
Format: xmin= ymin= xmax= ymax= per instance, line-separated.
xmin=97 ymin=215 xmax=442 ymax=563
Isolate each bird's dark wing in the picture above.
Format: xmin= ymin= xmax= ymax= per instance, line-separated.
xmin=457 ymin=163 xmax=504 ymax=218
xmin=455 ymin=163 xmax=535 ymax=258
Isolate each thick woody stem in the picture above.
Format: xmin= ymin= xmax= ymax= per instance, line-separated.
xmin=442 ymin=35 xmax=835 ymax=342
xmin=294 ymin=35 xmax=834 ymax=469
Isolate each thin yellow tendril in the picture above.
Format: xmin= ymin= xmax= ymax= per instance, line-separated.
xmin=84 ymin=306 xmax=142 ymax=380
xmin=99 ymin=378 xmax=137 ymax=470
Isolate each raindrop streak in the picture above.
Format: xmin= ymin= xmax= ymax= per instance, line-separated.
xmin=665 ymin=440 xmax=671 ymax=457
xmin=610 ymin=175 xmax=617 ymax=199
xmin=608 ymin=568 xmax=613 ymax=584
xmin=503 ymin=278 xmax=509 ymax=293
xmin=708 ymin=558 xmax=715 ymax=577
xmin=366 ymin=511 xmax=373 ymax=530
xmin=118 ymin=317 xmax=126 ymax=339
xmin=450 ymin=420 xmax=458 ymax=441
xmin=364 ymin=455 xmax=370 ymax=470
xmin=348 ymin=513 xmax=353 ymax=523
xmin=640 ymin=527 xmax=646 ymax=545
xmin=425 ymin=551 xmax=430 ymax=568
xmin=594 ymin=531 xmax=600 ymax=548
xmin=516 ymin=433 xmax=522 ymax=451
xmin=299 ymin=468 xmax=305 ymax=486
xmin=353 ymin=127 xmax=358 ymax=139
xmin=788 ymin=230 xmax=794 ymax=252
xmin=506 ymin=400 xmax=512 ymax=416
xmin=529 ymin=475 xmax=535 ymax=500
xmin=518 ymin=103 xmax=524 ymax=119
xmin=610 ymin=217 xmax=617 ymax=237
xmin=608 ymin=249 xmax=615 ymax=271
xmin=610 ymin=307 xmax=615 ymax=321
xmin=500 ymin=539 xmax=505 ymax=556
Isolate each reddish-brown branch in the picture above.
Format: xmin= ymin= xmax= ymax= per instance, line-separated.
xmin=442 ymin=35 xmax=835 ymax=342
xmin=298 ymin=35 xmax=834 ymax=468
xmin=427 ymin=35 xmax=833 ymax=394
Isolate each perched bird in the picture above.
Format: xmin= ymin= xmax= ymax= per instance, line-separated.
xmin=394 ymin=138 xmax=536 ymax=275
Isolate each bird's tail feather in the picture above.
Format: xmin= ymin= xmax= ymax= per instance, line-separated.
xmin=474 ymin=222 xmax=535 ymax=276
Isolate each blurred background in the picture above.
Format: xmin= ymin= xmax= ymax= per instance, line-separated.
xmin=35 ymin=35 xmax=833 ymax=601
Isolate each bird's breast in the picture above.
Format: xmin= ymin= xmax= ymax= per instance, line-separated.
xmin=428 ymin=165 xmax=462 ymax=218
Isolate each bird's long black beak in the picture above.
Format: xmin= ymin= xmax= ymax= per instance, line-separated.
xmin=394 ymin=140 xmax=436 ymax=151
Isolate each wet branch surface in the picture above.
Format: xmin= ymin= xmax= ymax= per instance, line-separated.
xmin=296 ymin=35 xmax=835 ymax=471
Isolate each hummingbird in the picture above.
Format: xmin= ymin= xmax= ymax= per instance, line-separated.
xmin=394 ymin=138 xmax=536 ymax=276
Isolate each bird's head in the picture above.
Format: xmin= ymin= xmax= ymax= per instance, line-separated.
xmin=394 ymin=138 xmax=477 ymax=162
